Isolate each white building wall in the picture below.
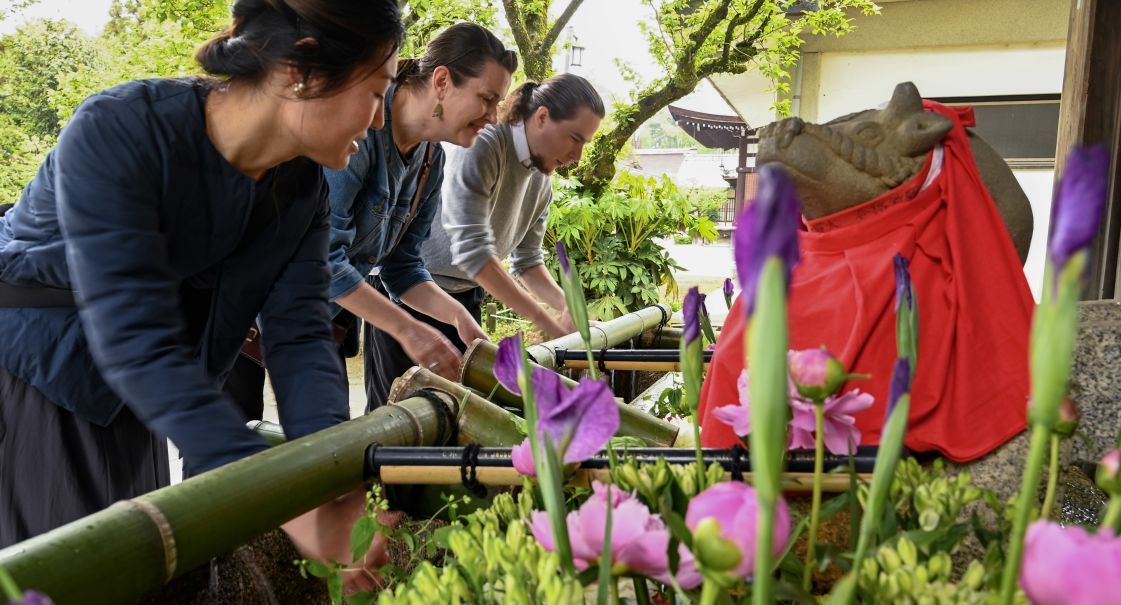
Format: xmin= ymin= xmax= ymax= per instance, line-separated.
xmin=814 ymin=45 xmax=1067 ymax=121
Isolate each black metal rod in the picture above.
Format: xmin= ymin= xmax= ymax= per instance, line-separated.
xmin=555 ymin=348 xmax=716 ymax=366
xmin=365 ymin=446 xmax=879 ymax=479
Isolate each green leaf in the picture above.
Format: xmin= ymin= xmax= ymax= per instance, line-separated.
xmin=349 ymin=514 xmax=378 ymax=562
xmin=327 ymin=571 xmax=343 ymax=605
xmin=303 ymin=559 xmax=329 ymax=579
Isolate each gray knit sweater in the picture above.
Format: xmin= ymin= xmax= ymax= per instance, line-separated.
xmin=421 ymin=122 xmax=553 ymax=293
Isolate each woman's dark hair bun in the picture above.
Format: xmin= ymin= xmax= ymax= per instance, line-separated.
xmin=195 ymin=0 xmax=404 ymax=97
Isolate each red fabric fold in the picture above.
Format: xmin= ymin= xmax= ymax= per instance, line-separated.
xmin=698 ymin=102 xmax=1033 ymax=462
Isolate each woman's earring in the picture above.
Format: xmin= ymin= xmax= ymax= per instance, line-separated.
xmin=292 ymin=81 xmax=307 ymax=98
xmin=431 ymin=102 xmax=444 ymax=119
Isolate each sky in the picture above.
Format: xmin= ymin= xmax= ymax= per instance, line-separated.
xmin=0 ymin=0 xmax=733 ymax=114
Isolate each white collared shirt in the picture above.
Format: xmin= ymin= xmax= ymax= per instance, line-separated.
xmin=511 ymin=122 xmax=535 ymax=169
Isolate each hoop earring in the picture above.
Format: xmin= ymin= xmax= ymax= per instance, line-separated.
xmin=432 ymin=102 xmax=444 ymax=119
xmin=292 ymin=82 xmax=307 ymax=98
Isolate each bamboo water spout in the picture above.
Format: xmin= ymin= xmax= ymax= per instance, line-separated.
xmin=461 ymin=340 xmax=680 ymax=447
xmin=387 ymin=366 xmax=525 ymax=446
xmin=0 ymin=394 xmax=457 ymax=605
xmin=522 ymin=303 xmax=673 ymax=370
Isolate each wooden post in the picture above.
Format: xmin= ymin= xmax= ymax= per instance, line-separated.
xmin=486 ymin=301 xmax=498 ymax=333
xmin=1055 ymin=0 xmax=1121 ymax=299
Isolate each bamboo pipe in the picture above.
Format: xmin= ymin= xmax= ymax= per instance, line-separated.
xmin=387 ymin=366 xmax=525 ymax=446
xmin=365 ymin=447 xmax=876 ymax=492
xmin=560 ymin=360 xmax=711 ymax=372
xmin=554 ymin=348 xmax=713 ymax=372
xmin=0 ymin=395 xmax=456 ymax=605
xmin=375 ymin=467 xmax=865 ymax=493
xmin=461 ymin=340 xmax=680 ymax=447
xmin=636 ymin=326 xmax=684 ymax=349
xmin=627 ymin=372 xmax=680 ymax=414
xmin=555 ymin=349 xmax=715 ymax=365
xmin=520 ymin=303 xmax=674 ymax=370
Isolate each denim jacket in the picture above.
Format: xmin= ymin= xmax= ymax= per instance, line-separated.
xmin=325 ymin=84 xmax=445 ymax=312
xmin=0 ymin=79 xmax=348 ymax=473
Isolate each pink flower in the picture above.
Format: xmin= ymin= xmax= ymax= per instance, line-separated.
xmin=529 ymin=483 xmax=702 ymax=589
xmin=788 ymin=390 xmax=874 ymax=455
xmin=685 ymin=482 xmax=791 ymax=579
xmin=1020 ymin=520 xmax=1121 ymax=605
xmin=712 ymin=369 xmax=753 ymax=436
xmin=787 ymin=348 xmax=845 ymax=401
xmin=511 ymin=438 xmax=536 ymax=477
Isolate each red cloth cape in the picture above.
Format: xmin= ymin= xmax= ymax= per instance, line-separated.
xmin=698 ymin=102 xmax=1033 ymax=462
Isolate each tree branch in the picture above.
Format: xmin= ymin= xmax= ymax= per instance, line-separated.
xmin=720 ymin=0 xmax=767 ymax=65
xmin=685 ymin=0 xmax=731 ymax=60
xmin=541 ymin=0 xmax=585 ymax=54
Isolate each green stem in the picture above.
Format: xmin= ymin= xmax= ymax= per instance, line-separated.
xmin=633 ymin=577 xmax=651 ymax=605
xmin=999 ymin=425 xmax=1052 ymax=605
xmin=584 ymin=346 xmax=599 ymax=381
xmin=521 ymin=357 xmax=576 ymax=577
xmin=1102 ymin=497 xmax=1121 ymax=533
xmin=597 ymin=486 xmax=614 ymax=605
xmin=847 ymin=452 xmax=859 ymax=549
xmin=803 ymin=402 xmax=826 ymax=591
xmin=1040 ymin=434 xmax=1061 ymax=520
xmin=699 ymin=576 xmax=721 ymax=605
xmin=692 ymin=405 xmax=706 ymax=490
xmin=753 ymin=501 xmax=775 ymax=605
xmin=540 ymin=437 xmax=576 ymax=576
xmin=0 ymin=565 xmax=22 ymax=601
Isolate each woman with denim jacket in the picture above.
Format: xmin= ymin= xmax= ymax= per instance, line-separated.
xmin=0 ymin=0 xmax=405 ymax=590
xmin=324 ymin=23 xmax=517 ymax=410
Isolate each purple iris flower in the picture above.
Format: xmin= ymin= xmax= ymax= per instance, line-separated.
xmin=1048 ymin=145 xmax=1109 ymax=274
xmin=15 ymin=592 xmax=54 ymax=605
xmin=556 ymin=241 xmax=572 ymax=276
xmin=495 ymin=334 xmax=620 ymax=469
xmin=733 ymin=164 xmax=802 ymax=316
xmin=494 ymin=333 xmax=525 ymax=395
xmin=723 ymin=277 xmax=735 ymax=300
xmin=884 ymin=357 xmax=911 ymax=426
xmin=683 ymin=287 xmax=702 ymax=345
xmin=893 ymin=253 xmax=913 ymax=312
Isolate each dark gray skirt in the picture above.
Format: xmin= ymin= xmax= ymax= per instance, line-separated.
xmin=0 ymin=367 xmax=169 ymax=547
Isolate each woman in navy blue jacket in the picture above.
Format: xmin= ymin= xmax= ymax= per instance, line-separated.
xmin=323 ymin=23 xmax=517 ymax=409
xmin=0 ymin=0 xmax=401 ymax=589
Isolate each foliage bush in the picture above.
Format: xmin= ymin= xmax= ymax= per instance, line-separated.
xmin=545 ymin=171 xmax=717 ymax=320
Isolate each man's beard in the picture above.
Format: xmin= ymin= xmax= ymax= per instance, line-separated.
xmin=529 ymin=152 xmax=553 ymax=175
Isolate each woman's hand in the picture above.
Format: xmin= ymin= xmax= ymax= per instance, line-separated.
xmin=281 ymin=489 xmax=403 ymax=595
xmin=399 ymin=321 xmax=461 ymax=380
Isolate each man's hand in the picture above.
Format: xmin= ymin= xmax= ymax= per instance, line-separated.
xmin=455 ymin=312 xmax=489 ymax=346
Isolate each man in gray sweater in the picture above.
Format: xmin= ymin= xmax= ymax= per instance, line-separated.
xmin=365 ymin=74 xmax=604 ymax=400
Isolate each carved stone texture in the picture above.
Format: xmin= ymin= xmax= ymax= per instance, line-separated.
xmin=757 ymin=82 xmax=1034 ymax=262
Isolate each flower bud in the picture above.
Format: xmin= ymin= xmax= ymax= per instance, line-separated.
xmin=788 ymin=348 xmax=845 ymax=401
xmin=1054 ymin=397 xmax=1079 ymax=439
xmin=692 ymin=517 xmax=743 ymax=573
xmin=1097 ymin=450 xmax=1121 ymax=495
